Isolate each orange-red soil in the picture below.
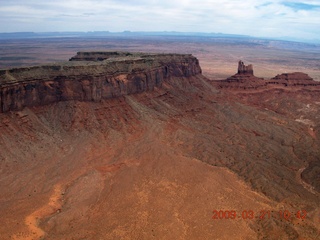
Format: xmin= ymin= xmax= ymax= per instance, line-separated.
xmin=1 ymin=75 xmax=320 ymax=239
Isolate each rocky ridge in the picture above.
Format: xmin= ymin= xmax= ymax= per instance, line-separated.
xmin=0 ymin=52 xmax=201 ymax=112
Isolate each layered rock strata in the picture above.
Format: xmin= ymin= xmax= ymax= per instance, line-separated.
xmin=267 ymin=72 xmax=320 ymax=87
xmin=0 ymin=52 xmax=201 ymax=112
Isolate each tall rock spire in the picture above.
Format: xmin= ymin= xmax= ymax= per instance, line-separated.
xmin=238 ymin=60 xmax=253 ymax=75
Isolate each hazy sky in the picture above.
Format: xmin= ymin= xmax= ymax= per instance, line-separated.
xmin=0 ymin=0 xmax=319 ymax=41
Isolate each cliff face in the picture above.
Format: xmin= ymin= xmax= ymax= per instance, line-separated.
xmin=237 ymin=60 xmax=253 ymax=75
xmin=0 ymin=52 xmax=202 ymax=112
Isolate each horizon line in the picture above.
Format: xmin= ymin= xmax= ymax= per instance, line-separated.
xmin=0 ymin=31 xmax=319 ymax=45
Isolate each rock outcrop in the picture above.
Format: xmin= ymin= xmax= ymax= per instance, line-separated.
xmin=215 ymin=61 xmax=320 ymax=90
xmin=215 ymin=61 xmax=266 ymax=89
xmin=267 ymin=72 xmax=320 ymax=87
xmin=238 ymin=60 xmax=253 ymax=75
xmin=0 ymin=52 xmax=202 ymax=112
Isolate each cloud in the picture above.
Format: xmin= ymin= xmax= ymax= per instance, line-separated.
xmin=0 ymin=0 xmax=319 ymax=41
xmin=282 ymin=1 xmax=320 ymax=11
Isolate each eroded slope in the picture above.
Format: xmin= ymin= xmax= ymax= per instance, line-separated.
xmin=0 ymin=74 xmax=319 ymax=239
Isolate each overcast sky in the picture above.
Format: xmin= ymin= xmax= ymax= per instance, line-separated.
xmin=0 ymin=0 xmax=319 ymax=41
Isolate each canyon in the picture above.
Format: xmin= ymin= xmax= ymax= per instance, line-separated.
xmin=0 ymin=50 xmax=320 ymax=239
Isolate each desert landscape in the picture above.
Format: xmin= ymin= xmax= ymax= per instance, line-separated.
xmin=0 ymin=35 xmax=320 ymax=240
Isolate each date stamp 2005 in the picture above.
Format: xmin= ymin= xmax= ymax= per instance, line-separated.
xmin=212 ymin=209 xmax=308 ymax=221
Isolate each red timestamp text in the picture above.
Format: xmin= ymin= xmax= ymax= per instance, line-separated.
xmin=212 ymin=210 xmax=307 ymax=221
